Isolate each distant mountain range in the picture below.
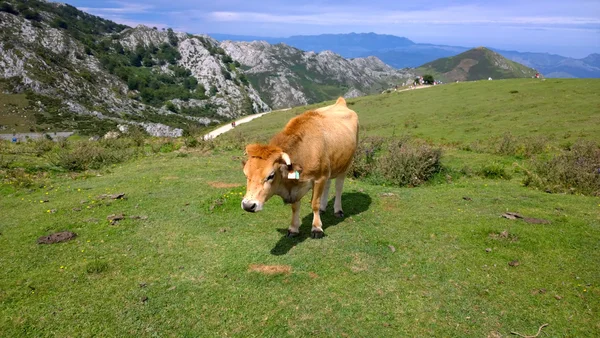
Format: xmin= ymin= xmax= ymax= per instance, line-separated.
xmin=415 ymin=47 xmax=538 ymax=82
xmin=210 ymin=33 xmax=600 ymax=78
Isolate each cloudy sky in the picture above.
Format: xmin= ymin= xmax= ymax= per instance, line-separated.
xmin=69 ymin=0 xmax=599 ymax=58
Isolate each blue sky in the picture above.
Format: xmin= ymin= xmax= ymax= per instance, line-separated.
xmin=69 ymin=0 xmax=599 ymax=58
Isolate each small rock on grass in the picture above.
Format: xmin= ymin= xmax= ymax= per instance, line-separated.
xmin=502 ymin=212 xmax=523 ymax=220
xmin=485 ymin=248 xmax=492 ymax=252
xmin=107 ymin=213 xmax=125 ymax=224
xmin=388 ymin=245 xmax=396 ymax=253
xmin=508 ymin=260 xmax=520 ymax=267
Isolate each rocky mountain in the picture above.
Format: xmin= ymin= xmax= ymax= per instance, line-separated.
xmin=0 ymin=0 xmax=273 ymax=136
xmin=415 ymin=47 xmax=539 ymax=82
xmin=220 ymin=41 xmax=413 ymax=108
xmin=216 ymin=33 xmax=600 ymax=78
xmin=212 ymin=32 xmax=415 ymax=59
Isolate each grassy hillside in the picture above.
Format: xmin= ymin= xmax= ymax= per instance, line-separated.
xmin=416 ymin=47 xmax=538 ymax=82
xmin=1 ymin=78 xmax=598 ymax=336
xmin=235 ymin=78 xmax=600 ymax=145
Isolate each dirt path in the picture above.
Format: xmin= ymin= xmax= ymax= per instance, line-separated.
xmin=203 ymin=108 xmax=291 ymax=140
xmin=202 ymin=86 xmax=435 ymax=140
xmin=396 ymin=85 xmax=433 ymax=93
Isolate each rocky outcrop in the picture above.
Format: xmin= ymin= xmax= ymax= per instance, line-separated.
xmin=220 ymin=41 xmax=414 ymax=109
xmin=0 ymin=9 xmax=268 ymax=136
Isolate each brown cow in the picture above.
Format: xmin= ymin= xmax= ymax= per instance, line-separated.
xmin=241 ymin=97 xmax=359 ymax=238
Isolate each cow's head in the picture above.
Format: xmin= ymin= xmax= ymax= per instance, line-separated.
xmin=241 ymin=144 xmax=295 ymax=212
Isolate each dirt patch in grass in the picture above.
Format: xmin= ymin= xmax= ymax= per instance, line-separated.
xmin=208 ymin=181 xmax=242 ymax=188
xmin=502 ymin=212 xmax=550 ymax=224
xmin=248 ymin=264 xmax=291 ymax=275
xmin=37 ymin=231 xmax=76 ymax=244
xmin=489 ymin=230 xmax=518 ymax=242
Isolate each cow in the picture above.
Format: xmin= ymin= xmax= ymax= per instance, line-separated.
xmin=241 ymin=97 xmax=359 ymax=239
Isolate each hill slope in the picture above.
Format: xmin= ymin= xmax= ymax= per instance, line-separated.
xmin=416 ymin=47 xmax=538 ymax=82
xmin=234 ymin=78 xmax=600 ymax=145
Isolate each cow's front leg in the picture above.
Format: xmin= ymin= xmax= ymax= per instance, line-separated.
xmin=334 ymin=174 xmax=345 ymax=218
xmin=310 ymin=179 xmax=326 ymax=239
xmin=287 ymin=201 xmax=301 ymax=237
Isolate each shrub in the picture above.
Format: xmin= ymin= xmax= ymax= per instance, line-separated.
xmin=0 ymin=168 xmax=38 ymax=188
xmin=349 ymin=136 xmax=385 ymax=179
xmin=31 ymin=138 xmax=56 ymax=156
xmin=50 ymin=140 xmax=138 ymax=171
xmin=0 ymin=2 xmax=18 ymax=15
xmin=350 ymin=136 xmax=443 ymax=187
xmin=86 ymin=260 xmax=108 ymax=274
xmin=494 ymin=133 xmax=550 ymax=158
xmin=523 ymin=140 xmax=600 ymax=196
xmin=184 ymin=137 xmax=199 ymax=148
xmin=478 ymin=162 xmax=512 ymax=179
xmin=378 ymin=139 xmax=443 ymax=187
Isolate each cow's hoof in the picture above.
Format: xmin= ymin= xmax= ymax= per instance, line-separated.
xmin=311 ymin=230 xmax=324 ymax=239
xmin=334 ymin=211 xmax=344 ymax=218
xmin=287 ymin=230 xmax=299 ymax=238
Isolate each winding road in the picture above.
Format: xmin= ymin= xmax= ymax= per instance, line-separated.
xmin=203 ymin=108 xmax=291 ymax=140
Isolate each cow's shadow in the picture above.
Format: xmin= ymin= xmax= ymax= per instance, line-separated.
xmin=270 ymin=192 xmax=372 ymax=256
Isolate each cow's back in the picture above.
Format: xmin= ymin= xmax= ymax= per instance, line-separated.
xmin=273 ymin=98 xmax=358 ymax=179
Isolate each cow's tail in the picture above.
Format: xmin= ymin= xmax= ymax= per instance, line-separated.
xmin=335 ymin=97 xmax=347 ymax=107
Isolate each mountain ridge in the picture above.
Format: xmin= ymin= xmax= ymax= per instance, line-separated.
xmin=415 ymin=47 xmax=539 ymax=82
xmin=212 ymin=33 xmax=600 ymax=78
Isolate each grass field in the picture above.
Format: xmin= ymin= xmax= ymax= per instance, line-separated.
xmin=236 ymin=78 xmax=600 ymax=145
xmin=1 ymin=79 xmax=599 ymax=337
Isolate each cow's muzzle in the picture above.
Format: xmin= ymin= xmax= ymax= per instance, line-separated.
xmin=241 ymin=199 xmax=261 ymax=213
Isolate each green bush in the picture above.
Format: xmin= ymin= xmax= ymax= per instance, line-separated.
xmin=378 ymin=139 xmax=443 ymax=187
xmin=86 ymin=260 xmax=108 ymax=274
xmin=524 ymin=140 xmax=600 ymax=196
xmin=0 ymin=168 xmax=39 ymax=188
xmin=50 ymin=140 xmax=139 ymax=171
xmin=0 ymin=2 xmax=18 ymax=15
xmin=478 ymin=162 xmax=512 ymax=179
xmin=349 ymin=136 xmax=385 ymax=179
xmin=184 ymin=137 xmax=199 ymax=148
xmin=495 ymin=133 xmax=550 ymax=158
xmin=350 ymin=136 xmax=443 ymax=187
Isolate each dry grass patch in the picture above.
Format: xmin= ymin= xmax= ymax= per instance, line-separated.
xmin=208 ymin=181 xmax=242 ymax=188
xmin=248 ymin=264 xmax=291 ymax=275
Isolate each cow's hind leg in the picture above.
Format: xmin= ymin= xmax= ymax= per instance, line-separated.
xmin=319 ymin=179 xmax=331 ymax=213
xmin=287 ymin=201 xmax=301 ymax=237
xmin=310 ymin=179 xmax=326 ymax=239
xmin=334 ymin=174 xmax=345 ymax=218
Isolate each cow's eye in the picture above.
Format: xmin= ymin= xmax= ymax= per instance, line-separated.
xmin=266 ymin=172 xmax=275 ymax=181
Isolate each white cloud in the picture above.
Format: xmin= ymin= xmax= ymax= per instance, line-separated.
xmin=206 ymin=5 xmax=600 ymax=26
xmin=78 ymin=2 xmax=153 ymax=16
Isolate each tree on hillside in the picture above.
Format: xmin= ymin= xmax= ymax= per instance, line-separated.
xmin=0 ymin=2 xmax=18 ymax=15
xmin=423 ymin=74 xmax=434 ymax=85
xmin=167 ymin=28 xmax=178 ymax=47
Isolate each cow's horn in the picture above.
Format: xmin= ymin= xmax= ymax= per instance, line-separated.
xmin=281 ymin=152 xmax=291 ymax=165
xmin=281 ymin=152 xmax=293 ymax=170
